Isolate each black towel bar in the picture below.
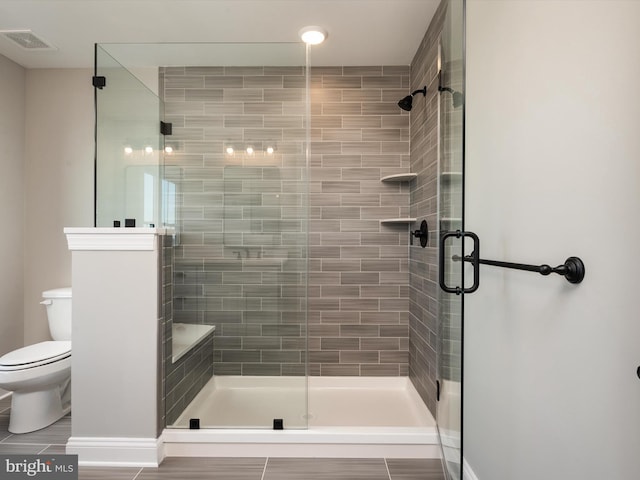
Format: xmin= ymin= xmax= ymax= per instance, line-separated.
xmin=453 ymin=254 xmax=585 ymax=284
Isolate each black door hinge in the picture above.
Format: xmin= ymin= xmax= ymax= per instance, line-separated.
xmin=160 ymin=121 xmax=172 ymax=136
xmin=436 ymin=379 xmax=440 ymax=402
xmin=92 ymin=76 xmax=106 ymax=89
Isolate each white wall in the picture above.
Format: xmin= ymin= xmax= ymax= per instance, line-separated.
xmin=465 ymin=2 xmax=640 ymax=480
xmin=0 ymin=54 xmax=25 ymax=357
xmin=24 ymin=69 xmax=94 ymax=344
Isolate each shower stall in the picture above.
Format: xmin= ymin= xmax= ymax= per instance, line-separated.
xmin=93 ymin=0 xmax=464 ymax=477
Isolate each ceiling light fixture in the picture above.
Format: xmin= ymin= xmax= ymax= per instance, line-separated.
xmin=299 ymin=26 xmax=327 ymax=45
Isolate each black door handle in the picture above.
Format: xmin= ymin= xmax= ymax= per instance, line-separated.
xmin=439 ymin=230 xmax=480 ymax=295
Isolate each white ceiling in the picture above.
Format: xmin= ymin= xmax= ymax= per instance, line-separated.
xmin=0 ymin=0 xmax=440 ymax=69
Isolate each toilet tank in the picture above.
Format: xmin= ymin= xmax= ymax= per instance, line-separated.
xmin=41 ymin=287 xmax=72 ymax=341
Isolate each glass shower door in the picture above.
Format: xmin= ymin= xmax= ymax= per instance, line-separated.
xmin=94 ymin=45 xmax=163 ymax=228
xmin=437 ymin=0 xmax=465 ymax=479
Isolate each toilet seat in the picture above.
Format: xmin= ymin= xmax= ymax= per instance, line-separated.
xmin=0 ymin=341 xmax=71 ymax=371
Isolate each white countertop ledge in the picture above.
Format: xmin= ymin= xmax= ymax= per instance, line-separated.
xmin=64 ymin=227 xmax=174 ymax=251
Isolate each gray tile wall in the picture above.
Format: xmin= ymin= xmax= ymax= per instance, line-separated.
xmin=308 ymin=66 xmax=412 ymax=376
xmin=160 ymin=64 xmax=413 ymax=378
xmin=161 ymin=66 xmax=308 ymax=377
xmin=408 ymin=3 xmax=446 ymax=415
xmin=160 ymin=234 xmax=215 ymax=427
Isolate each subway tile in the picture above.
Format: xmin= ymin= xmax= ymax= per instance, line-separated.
xmin=362 ymin=128 xmax=402 ymax=142
xmin=320 ymin=311 xmax=360 ymax=324
xmin=362 ymin=76 xmax=404 ymax=88
xmin=185 ymin=66 xmax=223 ymax=75
xmin=340 ymin=351 xmax=379 ymax=363
xmin=360 ymin=312 xmax=402 ymax=325
xmin=362 ymin=103 xmax=402 ymax=115
xmin=164 ymin=75 xmax=204 ymax=88
xmin=361 ymin=286 xmax=400 ymax=298
xmin=341 ymin=167 xmax=381 ymax=181
xmin=341 ymin=193 xmax=379 ymax=207
xmin=342 ymin=89 xmax=382 ymax=102
xmin=321 ymin=285 xmax=360 ymax=297
xmin=185 ymin=89 xmax=223 ymax=101
xmin=243 ymin=76 xmax=284 ymax=88
xmin=380 ymin=351 xmax=409 ymax=363
xmin=309 ymin=351 xmax=340 ymax=363
xmin=361 ymin=364 xmax=400 ymax=376
xmin=225 ymin=66 xmax=264 ymax=76
xmin=322 ymin=75 xmax=362 ymax=89
xmin=340 ymin=324 xmax=379 ymax=337
xmin=320 ymin=364 xmax=360 ymax=376
xmin=340 ymin=219 xmax=380 ymax=232
xmin=264 ymin=88 xmax=304 ymax=102
xmin=361 ymin=337 xmax=400 ymax=350
xmin=322 ymin=103 xmax=362 ymax=115
xmin=321 ymin=337 xmax=360 ymax=350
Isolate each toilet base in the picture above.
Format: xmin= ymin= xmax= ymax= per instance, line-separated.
xmin=8 ymin=381 xmax=71 ymax=434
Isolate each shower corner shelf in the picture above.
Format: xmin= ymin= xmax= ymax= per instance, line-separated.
xmin=380 ymin=218 xmax=417 ymax=225
xmin=380 ymin=173 xmax=417 ymax=183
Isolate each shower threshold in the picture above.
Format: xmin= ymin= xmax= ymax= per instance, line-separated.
xmin=162 ymin=376 xmax=439 ymax=458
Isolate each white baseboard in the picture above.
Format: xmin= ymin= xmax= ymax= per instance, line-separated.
xmin=66 ymin=436 xmax=164 ymax=467
xmin=463 ymin=457 xmax=479 ymax=480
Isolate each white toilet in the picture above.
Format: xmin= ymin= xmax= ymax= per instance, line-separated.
xmin=0 ymin=287 xmax=72 ymax=434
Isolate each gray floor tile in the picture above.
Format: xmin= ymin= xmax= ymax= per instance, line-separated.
xmin=136 ymin=457 xmax=266 ymax=480
xmin=0 ymin=415 xmax=10 ymax=441
xmin=79 ymin=466 xmax=142 ymax=480
xmin=0 ymin=397 xmax=10 ymax=413
xmin=3 ymin=415 xmax=71 ymax=445
xmin=40 ymin=444 xmax=68 ymax=455
xmin=0 ymin=443 xmax=49 ymax=454
xmin=263 ymin=458 xmax=390 ymax=480
xmin=386 ymin=458 xmax=445 ymax=480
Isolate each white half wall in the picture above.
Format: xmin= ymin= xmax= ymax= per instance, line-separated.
xmin=24 ymin=69 xmax=94 ymax=344
xmin=465 ymin=2 xmax=640 ymax=480
xmin=0 ymin=54 xmax=25 ymax=356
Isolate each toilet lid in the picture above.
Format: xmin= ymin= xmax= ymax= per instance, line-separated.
xmin=0 ymin=341 xmax=71 ymax=368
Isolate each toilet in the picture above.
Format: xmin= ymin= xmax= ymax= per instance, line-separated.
xmin=0 ymin=287 xmax=72 ymax=434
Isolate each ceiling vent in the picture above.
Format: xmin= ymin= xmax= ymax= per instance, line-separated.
xmin=0 ymin=30 xmax=56 ymax=50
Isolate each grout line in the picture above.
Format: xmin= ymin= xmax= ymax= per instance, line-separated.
xmin=131 ymin=467 xmax=144 ymax=480
xmin=37 ymin=444 xmax=51 ymax=454
xmin=260 ymin=457 xmax=269 ymax=480
xmin=0 ymin=434 xmax=14 ymax=444
xmin=383 ymin=458 xmax=392 ymax=480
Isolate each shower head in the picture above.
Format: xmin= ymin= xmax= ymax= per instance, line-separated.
xmin=397 ymin=86 xmax=427 ymax=111
xmin=438 ymin=86 xmax=464 ymax=108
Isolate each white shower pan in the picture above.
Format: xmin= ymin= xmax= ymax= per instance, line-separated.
xmin=162 ymin=376 xmax=439 ymax=458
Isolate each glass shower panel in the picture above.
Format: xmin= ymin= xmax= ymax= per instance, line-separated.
xmin=111 ymin=43 xmax=311 ymax=430
xmin=437 ymin=0 xmax=465 ymax=479
xmin=95 ymin=45 xmax=163 ymax=228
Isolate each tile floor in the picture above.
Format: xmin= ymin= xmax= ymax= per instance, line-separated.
xmin=0 ymin=397 xmax=445 ymax=480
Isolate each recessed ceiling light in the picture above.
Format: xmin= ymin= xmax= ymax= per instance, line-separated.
xmin=299 ymin=26 xmax=327 ymax=45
